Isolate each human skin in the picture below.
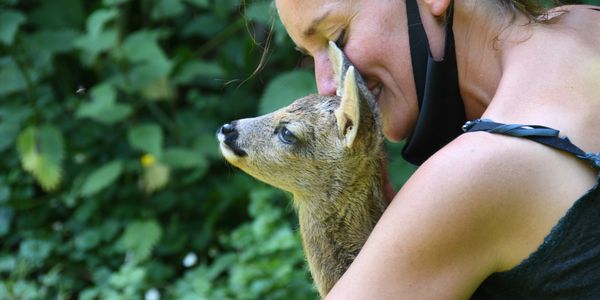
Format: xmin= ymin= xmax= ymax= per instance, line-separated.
xmin=276 ymin=0 xmax=600 ymax=298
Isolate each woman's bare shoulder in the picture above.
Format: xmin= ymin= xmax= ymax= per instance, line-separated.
xmin=327 ymin=130 xmax=595 ymax=299
xmin=326 ymin=133 xmax=544 ymax=299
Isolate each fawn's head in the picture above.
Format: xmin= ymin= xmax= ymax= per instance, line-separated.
xmin=217 ymin=43 xmax=384 ymax=198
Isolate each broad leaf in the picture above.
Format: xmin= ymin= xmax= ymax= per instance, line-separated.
xmin=80 ymin=160 xmax=123 ymax=197
xmin=173 ymin=60 xmax=226 ymax=85
xmin=259 ymin=70 xmax=316 ymax=114
xmin=121 ymin=220 xmax=162 ymax=263
xmin=76 ymin=83 xmax=132 ymax=124
xmin=103 ymin=0 xmax=130 ymax=5
xmin=151 ymin=0 xmax=185 ymax=20
xmin=0 ymin=59 xmax=28 ymax=97
xmin=142 ymin=162 xmax=170 ymax=193
xmin=122 ymin=30 xmax=171 ymax=74
xmin=0 ymin=105 xmax=31 ymax=151
xmin=246 ymin=1 xmax=275 ymax=26
xmin=86 ymin=9 xmax=118 ymax=37
xmin=0 ymin=10 xmax=26 ymax=45
xmin=128 ymin=123 xmax=163 ymax=157
xmin=19 ymin=239 xmax=53 ymax=266
xmin=74 ymin=29 xmax=118 ymax=65
xmin=0 ymin=207 xmax=14 ymax=237
xmin=184 ymin=0 xmax=209 ymax=8
xmin=16 ymin=125 xmax=65 ymax=191
xmin=163 ymin=147 xmax=208 ymax=169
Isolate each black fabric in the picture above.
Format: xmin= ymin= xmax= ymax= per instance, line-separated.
xmin=463 ymin=119 xmax=600 ymax=168
xmin=463 ymin=119 xmax=600 ymax=299
xmin=471 ymin=183 xmax=600 ymax=299
xmin=402 ymin=0 xmax=466 ymax=165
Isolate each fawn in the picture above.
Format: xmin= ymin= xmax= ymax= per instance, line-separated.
xmin=217 ymin=42 xmax=387 ymax=297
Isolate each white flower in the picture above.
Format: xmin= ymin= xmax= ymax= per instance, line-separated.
xmin=145 ymin=288 xmax=160 ymax=300
xmin=183 ymin=252 xmax=197 ymax=268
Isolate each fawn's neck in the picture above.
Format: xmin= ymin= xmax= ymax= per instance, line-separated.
xmin=295 ymin=159 xmax=387 ymax=297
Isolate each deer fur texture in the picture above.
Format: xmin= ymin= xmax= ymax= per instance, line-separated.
xmin=217 ymin=42 xmax=387 ymax=297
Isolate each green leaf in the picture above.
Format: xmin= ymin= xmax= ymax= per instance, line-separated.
xmin=246 ymin=1 xmax=275 ymax=26
xmin=80 ymin=160 xmax=123 ymax=197
xmin=103 ymin=0 xmax=130 ymax=5
xmin=0 ymin=59 xmax=28 ymax=97
xmin=0 ymin=256 xmax=16 ymax=273
xmin=86 ymin=9 xmax=118 ymax=37
xmin=193 ymin=133 xmax=221 ymax=160
xmin=28 ymin=0 xmax=85 ymax=29
xmin=141 ymin=76 xmax=174 ymax=101
xmin=142 ymin=162 xmax=170 ymax=193
xmin=173 ymin=60 xmax=226 ymax=85
xmin=76 ymin=83 xmax=132 ymax=124
xmin=16 ymin=125 xmax=64 ymax=191
xmin=0 ymin=207 xmax=14 ymax=237
xmin=74 ymin=229 xmax=102 ymax=251
xmin=181 ymin=14 xmax=225 ymax=38
xmin=19 ymin=239 xmax=53 ymax=266
xmin=24 ymin=29 xmax=79 ymax=54
xmin=22 ymin=29 xmax=79 ymax=74
xmin=163 ymin=147 xmax=208 ymax=169
xmin=122 ymin=220 xmax=162 ymax=263
xmin=122 ymin=30 xmax=171 ymax=72
xmin=128 ymin=123 xmax=163 ymax=157
xmin=0 ymin=185 xmax=10 ymax=203
xmin=74 ymin=29 xmax=118 ymax=65
xmin=184 ymin=0 xmax=209 ymax=8
xmin=259 ymin=70 xmax=317 ymax=114
xmin=77 ymin=103 xmax=132 ymax=124
xmin=151 ymin=0 xmax=185 ymax=20
xmin=0 ymin=105 xmax=31 ymax=151
xmin=0 ymin=9 xmax=26 ymax=45
xmin=102 ymin=0 xmax=129 ymax=6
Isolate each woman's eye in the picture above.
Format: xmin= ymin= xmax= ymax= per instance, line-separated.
xmin=335 ymin=29 xmax=347 ymax=48
xmin=278 ymin=127 xmax=297 ymax=145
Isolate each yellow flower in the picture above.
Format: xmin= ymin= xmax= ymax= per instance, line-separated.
xmin=141 ymin=154 xmax=155 ymax=167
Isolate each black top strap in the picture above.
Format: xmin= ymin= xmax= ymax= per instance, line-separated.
xmin=463 ymin=119 xmax=600 ymax=169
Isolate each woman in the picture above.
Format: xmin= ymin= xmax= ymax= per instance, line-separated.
xmin=275 ymin=0 xmax=600 ymax=298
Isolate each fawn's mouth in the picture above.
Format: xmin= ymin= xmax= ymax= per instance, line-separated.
xmin=217 ymin=124 xmax=248 ymax=160
xmin=217 ymin=136 xmax=247 ymax=160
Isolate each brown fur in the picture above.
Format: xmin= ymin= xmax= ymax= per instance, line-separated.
xmin=217 ymin=43 xmax=386 ymax=297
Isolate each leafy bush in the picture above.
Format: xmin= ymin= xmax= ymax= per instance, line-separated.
xmin=0 ymin=0 xmax=319 ymax=298
xmin=0 ymin=0 xmax=594 ymax=299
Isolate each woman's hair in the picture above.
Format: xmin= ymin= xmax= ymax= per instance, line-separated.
xmin=497 ymin=0 xmax=565 ymax=23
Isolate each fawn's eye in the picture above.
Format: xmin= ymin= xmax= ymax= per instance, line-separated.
xmin=278 ymin=127 xmax=297 ymax=145
xmin=334 ymin=29 xmax=347 ymax=48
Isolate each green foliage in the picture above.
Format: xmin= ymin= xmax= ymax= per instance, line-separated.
xmin=169 ymin=188 xmax=317 ymax=300
xmin=16 ymin=125 xmax=64 ymax=191
xmin=1 ymin=0 xmax=593 ymax=298
xmin=259 ymin=70 xmax=317 ymax=115
xmin=0 ymin=0 xmax=319 ymax=298
xmin=80 ymin=160 xmax=124 ymax=196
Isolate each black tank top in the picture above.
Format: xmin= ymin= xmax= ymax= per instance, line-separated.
xmin=463 ymin=119 xmax=600 ymax=299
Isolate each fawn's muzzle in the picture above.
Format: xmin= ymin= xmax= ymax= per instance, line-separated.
xmin=217 ymin=121 xmax=247 ymax=157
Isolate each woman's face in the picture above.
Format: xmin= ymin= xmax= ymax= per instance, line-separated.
xmin=275 ymin=0 xmax=420 ymax=141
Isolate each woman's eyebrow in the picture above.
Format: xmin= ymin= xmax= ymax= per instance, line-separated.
xmin=303 ymin=10 xmax=331 ymax=37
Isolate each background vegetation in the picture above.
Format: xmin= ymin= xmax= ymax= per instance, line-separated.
xmin=0 ymin=0 xmax=597 ymax=299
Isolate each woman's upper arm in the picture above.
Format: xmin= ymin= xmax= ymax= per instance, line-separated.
xmin=326 ymin=135 xmax=532 ymax=299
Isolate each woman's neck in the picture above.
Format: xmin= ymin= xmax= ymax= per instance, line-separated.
xmin=452 ymin=0 xmax=539 ymax=119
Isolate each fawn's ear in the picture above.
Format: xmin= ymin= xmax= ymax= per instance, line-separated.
xmin=328 ymin=41 xmax=345 ymax=97
xmin=335 ymin=66 xmax=360 ymax=148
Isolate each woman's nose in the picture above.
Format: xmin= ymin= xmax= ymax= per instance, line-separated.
xmin=314 ymin=52 xmax=337 ymax=96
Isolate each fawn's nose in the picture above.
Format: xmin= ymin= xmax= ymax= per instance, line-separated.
xmin=219 ymin=123 xmax=236 ymax=135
